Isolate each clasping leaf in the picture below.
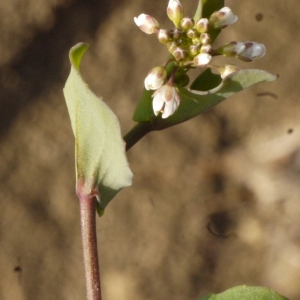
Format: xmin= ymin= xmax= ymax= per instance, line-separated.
xmin=63 ymin=43 xmax=133 ymax=215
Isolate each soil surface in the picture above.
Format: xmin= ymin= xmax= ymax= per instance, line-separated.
xmin=1 ymin=1 xmax=300 ymax=299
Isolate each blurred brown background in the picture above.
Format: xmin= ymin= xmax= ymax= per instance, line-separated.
xmin=1 ymin=0 xmax=300 ymax=299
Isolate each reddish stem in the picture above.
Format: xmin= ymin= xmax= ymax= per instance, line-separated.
xmin=78 ymin=181 xmax=102 ymax=300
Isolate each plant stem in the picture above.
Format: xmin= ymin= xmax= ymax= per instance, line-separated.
xmin=78 ymin=185 xmax=102 ymax=300
xmin=124 ymin=122 xmax=153 ymax=151
xmin=77 ymin=122 xmax=152 ymax=299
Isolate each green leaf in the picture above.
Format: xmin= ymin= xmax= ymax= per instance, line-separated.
xmin=202 ymin=0 xmax=224 ymax=19
xmin=63 ymin=43 xmax=133 ymax=213
xmin=198 ymin=285 xmax=288 ymax=300
xmin=193 ymin=1 xmax=203 ymax=24
xmin=190 ymin=68 xmax=222 ymax=91
xmin=133 ymin=88 xmax=155 ymax=123
xmin=133 ymin=69 xmax=278 ymax=130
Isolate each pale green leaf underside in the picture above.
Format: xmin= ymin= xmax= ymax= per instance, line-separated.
xmin=199 ymin=285 xmax=288 ymax=300
xmin=63 ymin=43 xmax=133 ymax=211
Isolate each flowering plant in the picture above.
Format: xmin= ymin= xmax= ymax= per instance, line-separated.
xmin=63 ymin=1 xmax=283 ymax=299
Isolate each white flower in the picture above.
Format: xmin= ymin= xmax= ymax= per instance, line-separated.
xmin=237 ymin=42 xmax=266 ymax=62
xmin=193 ymin=53 xmax=212 ymax=67
xmin=134 ymin=14 xmax=160 ymax=34
xmin=209 ymin=7 xmax=238 ymax=29
xmin=167 ymin=0 xmax=184 ymax=28
xmin=152 ymin=85 xmax=180 ymax=118
xmin=144 ymin=66 xmax=167 ymax=90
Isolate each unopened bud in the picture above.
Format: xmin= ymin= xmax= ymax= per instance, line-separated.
xmin=209 ymin=7 xmax=238 ymax=29
xmin=170 ymin=28 xmax=183 ymax=39
xmin=157 ymin=29 xmax=171 ymax=44
xmin=195 ymin=18 xmax=210 ymax=33
xmin=167 ymin=41 xmax=178 ymax=53
xmin=172 ymin=47 xmax=188 ymax=61
xmin=199 ymin=33 xmax=211 ymax=45
xmin=167 ymin=0 xmax=184 ymax=28
xmin=237 ymin=42 xmax=266 ymax=62
xmin=192 ymin=37 xmax=201 ymax=45
xmin=200 ymin=44 xmax=213 ymax=54
xmin=186 ymin=29 xmax=198 ymax=39
xmin=134 ymin=14 xmax=160 ymax=34
xmin=217 ymin=41 xmax=245 ymax=57
xmin=144 ymin=66 xmax=167 ymax=90
xmin=181 ymin=17 xmax=194 ymax=30
xmin=193 ymin=53 xmax=212 ymax=67
xmin=189 ymin=44 xmax=200 ymax=56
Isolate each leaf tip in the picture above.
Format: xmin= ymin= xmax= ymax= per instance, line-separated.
xmin=266 ymin=72 xmax=279 ymax=82
xmin=69 ymin=42 xmax=90 ymax=71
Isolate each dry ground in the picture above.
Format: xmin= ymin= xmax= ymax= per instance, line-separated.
xmin=1 ymin=0 xmax=300 ymax=299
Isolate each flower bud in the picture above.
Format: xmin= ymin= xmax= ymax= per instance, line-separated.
xmin=189 ymin=44 xmax=200 ymax=56
xmin=237 ymin=42 xmax=266 ymax=62
xmin=186 ymin=29 xmax=198 ymax=39
xmin=200 ymin=44 xmax=213 ymax=54
xmin=144 ymin=66 xmax=167 ymax=90
xmin=217 ymin=41 xmax=245 ymax=57
xmin=193 ymin=53 xmax=212 ymax=67
xmin=209 ymin=7 xmax=238 ymax=29
xmin=167 ymin=0 xmax=184 ymax=28
xmin=167 ymin=41 xmax=178 ymax=53
xmin=199 ymin=33 xmax=211 ymax=45
xmin=170 ymin=28 xmax=183 ymax=39
xmin=195 ymin=18 xmax=210 ymax=33
xmin=134 ymin=14 xmax=160 ymax=34
xmin=181 ymin=17 xmax=194 ymax=30
xmin=172 ymin=47 xmax=188 ymax=61
xmin=218 ymin=65 xmax=240 ymax=79
xmin=157 ymin=29 xmax=171 ymax=44
xmin=192 ymin=37 xmax=201 ymax=45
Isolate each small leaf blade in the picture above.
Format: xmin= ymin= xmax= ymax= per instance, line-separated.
xmin=190 ymin=68 xmax=222 ymax=91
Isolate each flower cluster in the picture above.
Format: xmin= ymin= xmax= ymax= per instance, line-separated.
xmin=134 ymin=0 xmax=266 ymax=119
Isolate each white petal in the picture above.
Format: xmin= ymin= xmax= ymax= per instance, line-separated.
xmin=152 ymin=90 xmax=165 ymax=115
xmin=251 ymin=43 xmax=266 ymax=59
xmin=134 ymin=16 xmax=141 ymax=27
xmin=162 ymin=96 xmax=179 ymax=118
xmin=144 ymin=76 xmax=151 ymax=90
xmin=194 ymin=53 xmax=212 ymax=67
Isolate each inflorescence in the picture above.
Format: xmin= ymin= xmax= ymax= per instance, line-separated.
xmin=134 ymin=0 xmax=266 ymax=119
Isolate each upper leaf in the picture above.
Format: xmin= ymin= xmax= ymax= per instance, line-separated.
xmin=133 ymin=69 xmax=278 ymax=130
xmin=63 ymin=43 xmax=133 ymax=213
